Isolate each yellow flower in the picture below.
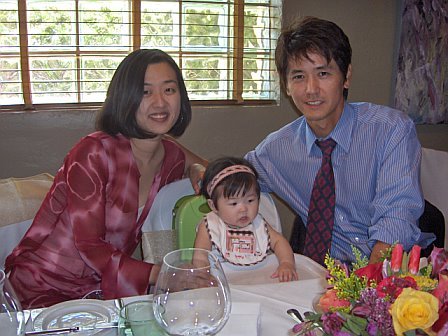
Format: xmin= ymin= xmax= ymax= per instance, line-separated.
xmin=390 ymin=287 xmax=439 ymax=335
xmin=401 ymin=274 xmax=438 ymax=291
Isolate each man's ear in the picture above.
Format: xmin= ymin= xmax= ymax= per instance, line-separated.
xmin=344 ymin=64 xmax=352 ymax=89
xmin=285 ymin=81 xmax=291 ymax=96
xmin=207 ymin=199 xmax=218 ymax=213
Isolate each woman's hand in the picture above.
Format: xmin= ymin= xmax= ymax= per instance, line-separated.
xmin=148 ymin=264 xmax=161 ymax=285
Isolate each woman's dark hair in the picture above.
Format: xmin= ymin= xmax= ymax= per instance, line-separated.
xmin=201 ymin=157 xmax=260 ymax=208
xmin=96 ymin=49 xmax=191 ymax=139
xmin=275 ymin=16 xmax=352 ymax=99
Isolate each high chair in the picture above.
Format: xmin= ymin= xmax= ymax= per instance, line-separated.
xmin=172 ymin=194 xmax=211 ymax=249
xmin=142 ymin=178 xmax=283 ymax=256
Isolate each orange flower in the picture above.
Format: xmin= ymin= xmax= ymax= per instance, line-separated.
xmin=318 ymin=289 xmax=350 ymax=313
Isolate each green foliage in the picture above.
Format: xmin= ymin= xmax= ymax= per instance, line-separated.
xmin=141 ymin=11 xmax=174 ymax=47
xmin=350 ymin=246 xmax=369 ymax=271
xmin=325 ymin=254 xmax=369 ymax=302
xmin=28 ymin=7 xmax=72 ymax=46
xmin=1 ymin=1 xmax=280 ymax=104
xmin=185 ymin=9 xmax=219 ymax=47
xmin=339 ymin=312 xmax=369 ymax=336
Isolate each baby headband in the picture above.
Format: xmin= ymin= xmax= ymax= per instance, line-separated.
xmin=207 ymin=165 xmax=255 ymax=196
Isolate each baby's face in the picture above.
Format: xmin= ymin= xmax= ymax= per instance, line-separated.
xmin=213 ymin=186 xmax=259 ymax=228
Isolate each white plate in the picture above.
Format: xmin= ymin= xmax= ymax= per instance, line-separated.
xmin=33 ymin=299 xmax=117 ymax=335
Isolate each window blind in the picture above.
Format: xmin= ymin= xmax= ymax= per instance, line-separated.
xmin=0 ymin=0 xmax=281 ymax=110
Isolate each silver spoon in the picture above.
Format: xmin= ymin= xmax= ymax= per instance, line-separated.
xmin=287 ymin=308 xmax=304 ymax=323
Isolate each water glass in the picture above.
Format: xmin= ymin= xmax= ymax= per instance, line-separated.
xmin=118 ymin=300 xmax=165 ymax=336
xmin=152 ymin=248 xmax=231 ymax=336
xmin=0 ymin=270 xmax=25 ymax=336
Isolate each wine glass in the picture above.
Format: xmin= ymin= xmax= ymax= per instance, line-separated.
xmin=0 ymin=270 xmax=25 ymax=336
xmin=152 ymin=248 xmax=231 ymax=336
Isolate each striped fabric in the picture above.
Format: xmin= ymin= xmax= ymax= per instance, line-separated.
xmin=245 ymin=102 xmax=424 ymax=263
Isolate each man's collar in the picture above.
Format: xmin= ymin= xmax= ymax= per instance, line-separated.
xmin=305 ymin=103 xmax=354 ymax=154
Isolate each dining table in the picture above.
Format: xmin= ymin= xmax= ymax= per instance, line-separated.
xmin=22 ymin=254 xmax=328 ymax=336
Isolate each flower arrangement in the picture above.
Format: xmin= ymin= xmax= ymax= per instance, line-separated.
xmin=293 ymin=245 xmax=448 ymax=336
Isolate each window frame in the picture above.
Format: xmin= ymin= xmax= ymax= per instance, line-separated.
xmin=0 ymin=0 xmax=281 ymax=112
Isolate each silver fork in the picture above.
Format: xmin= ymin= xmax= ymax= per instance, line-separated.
xmin=114 ymin=298 xmax=124 ymax=312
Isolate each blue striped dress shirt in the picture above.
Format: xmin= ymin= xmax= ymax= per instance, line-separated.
xmin=245 ymin=102 xmax=424 ymax=263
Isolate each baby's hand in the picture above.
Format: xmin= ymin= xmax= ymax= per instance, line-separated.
xmin=271 ymin=262 xmax=298 ymax=282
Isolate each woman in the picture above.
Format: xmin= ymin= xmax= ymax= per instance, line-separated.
xmin=5 ymin=49 xmax=207 ymax=309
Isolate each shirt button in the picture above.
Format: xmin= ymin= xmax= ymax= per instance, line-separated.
xmin=340 ymin=215 xmax=344 ymax=221
xmin=354 ymin=237 xmax=360 ymax=242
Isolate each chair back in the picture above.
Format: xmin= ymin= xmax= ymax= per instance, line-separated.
xmin=0 ymin=173 xmax=53 ymax=268
xmin=172 ymin=195 xmax=211 ymax=249
xmin=421 ymin=148 xmax=448 ymax=248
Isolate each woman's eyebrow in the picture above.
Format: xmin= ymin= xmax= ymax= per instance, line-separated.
xmin=143 ymin=79 xmax=178 ymax=86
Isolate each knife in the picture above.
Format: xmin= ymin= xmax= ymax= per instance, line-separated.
xmin=25 ymin=322 xmax=118 ymax=335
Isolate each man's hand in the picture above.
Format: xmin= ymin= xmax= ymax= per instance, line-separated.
xmin=369 ymin=241 xmax=391 ymax=264
xmin=187 ymin=163 xmax=206 ymax=194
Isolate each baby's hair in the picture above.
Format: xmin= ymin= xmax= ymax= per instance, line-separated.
xmin=201 ymin=157 xmax=260 ymax=208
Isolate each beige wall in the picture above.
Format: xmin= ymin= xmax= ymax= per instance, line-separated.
xmin=1 ymin=0 xmax=447 ymax=238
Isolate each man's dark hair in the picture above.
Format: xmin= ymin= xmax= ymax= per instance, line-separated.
xmin=275 ymin=17 xmax=352 ymax=99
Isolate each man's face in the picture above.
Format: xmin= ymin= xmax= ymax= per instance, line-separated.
xmin=286 ymin=52 xmax=351 ymax=138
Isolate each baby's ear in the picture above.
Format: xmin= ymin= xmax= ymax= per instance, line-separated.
xmin=207 ymin=199 xmax=218 ymax=213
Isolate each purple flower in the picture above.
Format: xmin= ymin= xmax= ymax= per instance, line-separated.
xmin=292 ymin=323 xmax=306 ymax=333
xmin=321 ymin=312 xmax=344 ymax=334
xmin=351 ymin=303 xmax=371 ymax=317
xmin=357 ymin=287 xmax=394 ymax=336
xmin=366 ymin=322 xmax=378 ymax=335
xmin=292 ymin=321 xmax=320 ymax=336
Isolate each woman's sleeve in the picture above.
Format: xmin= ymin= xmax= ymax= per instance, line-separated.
xmin=64 ymin=137 xmax=152 ymax=298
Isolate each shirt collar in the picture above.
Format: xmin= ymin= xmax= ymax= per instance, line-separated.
xmin=304 ymin=102 xmax=354 ymax=154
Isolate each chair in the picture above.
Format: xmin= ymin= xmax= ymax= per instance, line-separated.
xmin=419 ymin=200 xmax=445 ymax=257
xmin=172 ymin=194 xmax=210 ymax=249
xmin=141 ymin=178 xmax=283 ymax=261
xmin=289 ymin=216 xmax=304 ymax=255
xmin=289 ymin=200 xmax=445 ymax=257
xmin=172 ymin=189 xmax=283 ymax=249
xmin=0 ymin=173 xmax=53 ymax=268
xmin=421 ymin=148 xmax=448 ymax=248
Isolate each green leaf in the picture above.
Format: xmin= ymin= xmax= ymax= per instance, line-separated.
xmin=401 ymin=252 xmax=409 ymax=273
xmin=341 ymin=313 xmax=368 ymax=335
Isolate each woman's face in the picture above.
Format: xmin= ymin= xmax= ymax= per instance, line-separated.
xmin=135 ymin=62 xmax=181 ymax=136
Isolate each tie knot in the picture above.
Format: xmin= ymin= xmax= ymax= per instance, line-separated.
xmin=316 ymin=138 xmax=337 ymax=156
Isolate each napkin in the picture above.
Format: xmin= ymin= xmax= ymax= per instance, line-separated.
xmin=219 ymin=302 xmax=261 ymax=336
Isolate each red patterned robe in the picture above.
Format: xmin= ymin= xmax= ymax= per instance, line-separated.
xmin=5 ymin=132 xmax=185 ymax=309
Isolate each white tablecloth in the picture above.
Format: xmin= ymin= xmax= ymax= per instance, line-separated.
xmin=24 ymin=255 xmax=327 ymax=336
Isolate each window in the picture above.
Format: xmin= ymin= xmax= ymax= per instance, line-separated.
xmin=0 ymin=0 xmax=281 ymax=110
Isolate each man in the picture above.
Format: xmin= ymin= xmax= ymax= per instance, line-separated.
xmin=245 ymin=17 xmax=428 ymax=265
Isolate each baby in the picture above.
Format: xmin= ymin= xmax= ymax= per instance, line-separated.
xmin=194 ymin=157 xmax=298 ymax=282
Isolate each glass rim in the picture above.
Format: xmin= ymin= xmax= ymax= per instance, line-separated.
xmin=119 ymin=300 xmax=155 ymax=322
xmin=162 ymin=247 xmax=219 ymax=270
